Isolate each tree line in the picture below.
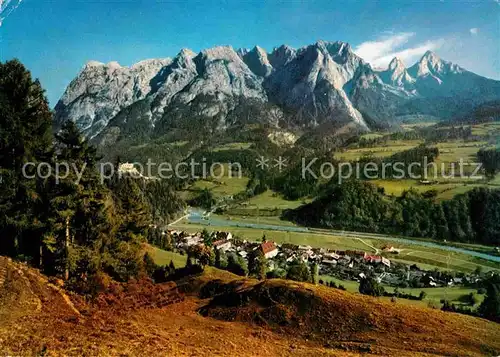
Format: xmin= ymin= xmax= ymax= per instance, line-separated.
xmin=283 ymin=179 xmax=500 ymax=245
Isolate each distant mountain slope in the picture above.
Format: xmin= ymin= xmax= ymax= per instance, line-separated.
xmin=54 ymin=41 xmax=500 ymax=143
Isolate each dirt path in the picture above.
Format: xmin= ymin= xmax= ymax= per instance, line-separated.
xmin=356 ymin=238 xmax=379 ymax=254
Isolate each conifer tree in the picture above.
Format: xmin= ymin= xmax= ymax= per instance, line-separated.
xmin=0 ymin=59 xmax=53 ymax=263
xmin=311 ymin=263 xmax=319 ymax=284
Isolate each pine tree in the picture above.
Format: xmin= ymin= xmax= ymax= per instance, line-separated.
xmin=45 ymin=121 xmax=116 ymax=278
xmin=432 ymin=204 xmax=449 ymax=240
xmin=215 ymin=248 xmax=228 ymax=269
xmin=109 ymin=176 xmax=150 ymax=242
xmin=0 ymin=60 xmax=53 ymax=263
xmin=168 ymin=260 xmax=176 ymax=275
xmin=311 ymin=263 xmax=319 ymax=284
xmin=202 ymin=229 xmax=212 ymax=247
xmin=185 ymin=254 xmax=193 ymax=268
xmin=286 ymin=260 xmax=310 ymax=282
xmin=479 ymin=275 xmax=500 ymax=322
xmin=249 ymin=250 xmax=267 ymax=280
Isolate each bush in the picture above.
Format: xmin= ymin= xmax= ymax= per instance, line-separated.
xmin=143 ymin=252 xmax=158 ymax=277
xmin=286 ymin=261 xmax=310 ymax=282
xmin=458 ymin=292 xmax=478 ymax=306
xmin=66 ymin=271 xmax=112 ymax=298
xmin=227 ymin=253 xmax=248 ymax=276
xmin=266 ymin=268 xmax=286 ymax=279
xmin=359 ymin=277 xmax=385 ymax=297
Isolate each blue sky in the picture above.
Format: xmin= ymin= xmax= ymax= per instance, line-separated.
xmin=1 ymin=0 xmax=499 ymax=106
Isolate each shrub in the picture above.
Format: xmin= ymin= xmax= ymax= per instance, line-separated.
xmin=359 ymin=277 xmax=385 ymax=297
xmin=286 ymin=261 xmax=310 ymax=282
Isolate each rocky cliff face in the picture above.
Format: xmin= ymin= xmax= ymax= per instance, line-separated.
xmin=54 ymin=58 xmax=171 ymax=138
xmin=54 ymin=41 xmax=500 ymax=141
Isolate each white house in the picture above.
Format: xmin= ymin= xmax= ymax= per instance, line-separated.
xmin=322 ymin=259 xmax=337 ymax=265
xmin=260 ymin=241 xmax=278 ymax=259
xmin=381 ymin=257 xmax=391 ymax=268
xmin=213 ymin=239 xmax=232 ymax=252
xmin=184 ymin=234 xmax=202 ymax=246
xmin=324 ymin=252 xmax=340 ymax=260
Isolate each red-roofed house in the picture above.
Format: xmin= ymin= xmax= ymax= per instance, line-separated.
xmin=364 ymin=255 xmax=382 ymax=264
xmin=260 ymin=241 xmax=278 ymax=259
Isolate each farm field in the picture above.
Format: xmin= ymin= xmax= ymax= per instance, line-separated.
xmin=369 ymin=179 xmax=487 ymax=200
xmin=318 ymin=275 xmax=485 ymax=309
xmin=470 ymin=122 xmax=500 ymax=136
xmin=400 ymin=122 xmax=437 ymax=130
xmin=367 ymin=238 xmax=499 ymax=273
xmin=212 ymin=214 xmax=298 ymax=227
xmin=226 ymin=189 xmax=308 ymax=217
xmin=359 ymin=133 xmax=384 ymax=140
xmin=150 ymin=246 xmax=187 ymax=267
xmin=212 ymin=142 xmax=253 ymax=151
xmin=334 ymin=140 xmax=422 ymax=161
xmin=243 ymin=190 xmax=307 ymax=210
xmin=170 ymin=222 xmax=375 ymax=252
xmin=184 ymin=175 xmax=249 ymax=200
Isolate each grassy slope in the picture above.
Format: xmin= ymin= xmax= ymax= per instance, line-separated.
xmin=335 ymin=129 xmax=498 ymax=199
xmin=199 ymin=276 xmax=500 ymax=357
xmin=149 ymin=247 xmax=187 ymax=267
xmin=0 ymin=257 xmax=338 ymax=357
xmin=2 ymin=256 xmax=498 ymax=356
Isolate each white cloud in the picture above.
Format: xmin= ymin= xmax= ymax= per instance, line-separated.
xmin=0 ymin=0 xmax=22 ymax=27
xmin=469 ymin=28 xmax=479 ymax=35
xmin=354 ymin=32 xmax=445 ymax=69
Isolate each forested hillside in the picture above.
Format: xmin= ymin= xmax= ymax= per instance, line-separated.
xmin=284 ymin=180 xmax=500 ymax=245
xmin=0 ymin=60 xmax=182 ymax=284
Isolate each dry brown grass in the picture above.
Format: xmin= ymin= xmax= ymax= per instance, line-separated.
xmin=0 ymin=257 xmax=498 ymax=356
xmin=199 ymin=278 xmax=500 ymax=356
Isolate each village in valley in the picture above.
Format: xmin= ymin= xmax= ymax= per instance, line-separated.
xmin=163 ymin=227 xmax=482 ymax=291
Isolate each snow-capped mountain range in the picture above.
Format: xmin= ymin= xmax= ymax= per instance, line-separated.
xmin=54 ymin=40 xmax=500 ymax=141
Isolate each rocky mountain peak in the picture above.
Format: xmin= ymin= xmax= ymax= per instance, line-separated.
xmin=179 ymin=48 xmax=196 ymax=57
xmin=388 ymin=57 xmax=405 ymax=71
xmin=422 ymin=50 xmax=440 ymax=63
xmin=317 ymin=40 xmax=351 ymax=55
xmin=198 ymin=45 xmax=241 ymax=63
xmin=171 ymin=49 xmax=196 ymax=67
xmin=415 ymin=50 xmax=443 ymax=75
xmin=377 ymin=57 xmax=415 ymax=89
xmin=268 ymin=44 xmax=296 ymax=69
xmin=242 ymin=45 xmax=273 ymax=77
xmin=84 ymin=60 xmax=105 ymax=69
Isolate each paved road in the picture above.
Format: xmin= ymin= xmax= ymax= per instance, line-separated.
xmin=181 ymin=209 xmax=500 ymax=263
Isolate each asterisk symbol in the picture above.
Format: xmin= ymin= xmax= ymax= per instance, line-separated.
xmin=256 ymin=156 xmax=270 ymax=170
xmin=273 ymin=156 xmax=287 ymax=172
